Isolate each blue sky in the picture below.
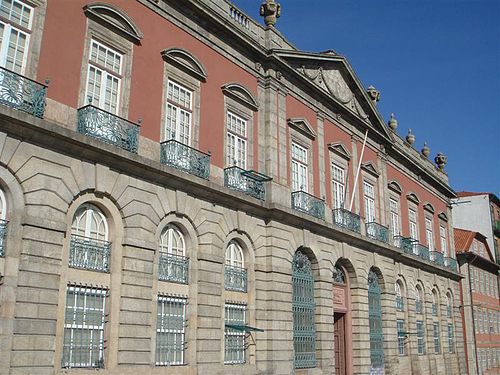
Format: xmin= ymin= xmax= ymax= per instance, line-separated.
xmin=233 ymin=0 xmax=500 ymax=196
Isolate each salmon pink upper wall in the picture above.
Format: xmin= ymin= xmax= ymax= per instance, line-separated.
xmin=387 ymin=165 xmax=449 ymax=250
xmin=37 ymin=0 xmax=258 ymax=168
xmin=323 ymin=119 xmax=353 ymax=206
xmin=286 ymin=95 xmax=319 ymax=196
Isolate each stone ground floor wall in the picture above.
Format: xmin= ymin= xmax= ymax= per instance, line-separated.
xmin=0 ymin=131 xmax=465 ymax=374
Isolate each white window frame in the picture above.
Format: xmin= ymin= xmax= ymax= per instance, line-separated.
xmin=164 ymin=80 xmax=192 ymax=145
xmin=440 ymin=225 xmax=447 ymax=256
xmin=159 ymin=224 xmax=185 ymax=258
xmin=425 ymin=217 xmax=434 ymax=252
xmin=433 ymin=321 xmax=440 ymax=354
xmin=363 ymin=181 xmax=375 ymax=223
xmin=291 ymin=141 xmax=308 ymax=192
xmin=390 ymin=197 xmax=400 ymax=241
xmin=85 ymin=39 xmax=123 ymax=114
xmin=0 ymin=0 xmax=33 ymax=74
xmin=397 ymin=319 xmax=406 ymax=356
xmin=416 ymin=320 xmax=425 ymax=355
xmin=224 ymin=303 xmax=246 ymax=364
xmin=71 ymin=204 xmax=109 ymax=242
xmin=331 ymin=163 xmax=345 ymax=209
xmin=225 ymin=240 xmax=244 ymax=269
xmin=226 ymin=111 xmax=247 ymax=169
xmin=156 ymin=295 xmax=187 ymax=366
xmin=0 ymin=187 xmax=6 ymax=220
xmin=62 ymin=284 xmax=107 ymax=369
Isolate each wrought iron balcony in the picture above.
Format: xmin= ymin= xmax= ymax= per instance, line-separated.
xmin=160 ymin=139 xmax=210 ymax=179
xmin=224 ymin=265 xmax=247 ymax=292
xmin=416 ymin=300 xmax=423 ymax=314
xmin=394 ymin=235 xmax=417 ymax=254
xmin=430 ymin=251 xmax=445 ymax=267
xmin=77 ymin=105 xmax=140 ymax=153
xmin=444 ymin=257 xmax=458 ymax=272
xmin=291 ymin=191 xmax=325 ymax=220
xmin=0 ymin=219 xmax=8 ymax=256
xmin=69 ymin=235 xmax=111 ymax=272
xmin=366 ymin=222 xmax=390 ymax=244
xmin=414 ymin=243 xmax=430 ymax=261
xmin=224 ymin=166 xmax=271 ymax=201
xmin=332 ymin=208 xmax=361 ymax=233
xmin=395 ymin=296 xmax=405 ymax=311
xmin=158 ymin=253 xmax=189 ymax=284
xmin=0 ymin=66 xmax=47 ymax=118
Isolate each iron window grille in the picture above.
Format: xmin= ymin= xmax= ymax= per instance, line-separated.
xmin=397 ymin=319 xmax=406 ymax=356
xmin=224 ymin=303 xmax=246 ymax=364
xmin=156 ymin=295 xmax=187 ymax=366
xmin=416 ymin=320 xmax=425 ymax=355
xmin=433 ymin=322 xmax=441 ymax=354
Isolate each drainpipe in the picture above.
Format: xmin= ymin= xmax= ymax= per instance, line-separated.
xmin=467 ymin=258 xmax=479 ymax=375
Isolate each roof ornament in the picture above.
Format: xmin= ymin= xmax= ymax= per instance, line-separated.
xmin=405 ymin=128 xmax=415 ymax=146
xmin=367 ymin=85 xmax=380 ymax=105
xmin=260 ymin=0 xmax=281 ymax=27
xmin=387 ymin=113 xmax=398 ymax=131
xmin=421 ymin=142 xmax=430 ymax=158
xmin=435 ymin=152 xmax=447 ymax=172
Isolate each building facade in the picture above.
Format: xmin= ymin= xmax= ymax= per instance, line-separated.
xmin=452 ymin=192 xmax=500 ymax=265
xmin=454 ymin=229 xmax=500 ymax=375
xmin=0 ymin=0 xmax=464 ymax=374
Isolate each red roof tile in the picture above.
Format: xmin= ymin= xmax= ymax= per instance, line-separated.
xmin=453 ymin=228 xmax=475 ymax=253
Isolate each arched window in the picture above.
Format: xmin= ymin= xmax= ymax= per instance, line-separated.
xmin=368 ymin=269 xmax=384 ymax=372
xmin=69 ymin=204 xmax=110 ymax=272
xmin=158 ymin=224 xmax=188 ymax=284
xmin=395 ymin=281 xmax=404 ymax=311
xmin=333 ymin=265 xmax=346 ymax=284
xmin=0 ymin=187 xmax=7 ymax=256
xmin=446 ymin=294 xmax=452 ymax=318
xmin=432 ymin=290 xmax=438 ymax=316
xmin=293 ymin=250 xmax=316 ymax=368
xmin=415 ymin=286 xmax=423 ymax=314
xmin=72 ymin=204 xmax=108 ymax=241
xmin=224 ymin=240 xmax=246 ymax=292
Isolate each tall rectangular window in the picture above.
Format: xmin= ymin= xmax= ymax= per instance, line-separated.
xmin=397 ymin=319 xmax=406 ymax=356
xmin=156 ymin=296 xmax=187 ymax=366
xmin=425 ymin=217 xmax=434 ymax=251
xmin=363 ymin=181 xmax=375 ymax=223
xmin=416 ymin=320 xmax=425 ymax=355
xmin=0 ymin=0 xmax=33 ymax=74
xmin=226 ymin=111 xmax=247 ymax=169
xmin=390 ymin=198 xmax=400 ymax=241
xmin=165 ymin=80 xmax=192 ymax=145
xmin=409 ymin=208 xmax=418 ymax=242
xmin=85 ymin=40 xmax=122 ymax=114
xmin=62 ymin=285 xmax=107 ymax=368
xmin=224 ymin=303 xmax=246 ymax=364
xmin=440 ymin=225 xmax=447 ymax=256
xmin=447 ymin=323 xmax=454 ymax=353
xmin=331 ymin=163 xmax=345 ymax=209
xmin=291 ymin=142 xmax=308 ymax=192
xmin=433 ymin=322 xmax=440 ymax=354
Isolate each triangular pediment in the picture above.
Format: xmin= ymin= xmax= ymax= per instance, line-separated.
xmin=361 ymin=162 xmax=379 ymax=177
xmin=272 ymin=50 xmax=392 ymax=141
xmin=84 ymin=3 xmax=143 ymax=43
xmin=162 ymin=48 xmax=207 ymax=81
xmin=328 ymin=142 xmax=351 ymax=160
xmin=288 ymin=118 xmax=316 ymax=140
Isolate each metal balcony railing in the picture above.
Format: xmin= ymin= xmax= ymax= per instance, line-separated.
xmin=291 ymin=191 xmax=325 ymax=220
xmin=395 ymin=296 xmax=405 ymax=311
xmin=332 ymin=208 xmax=361 ymax=233
xmin=394 ymin=236 xmax=417 ymax=254
xmin=69 ymin=235 xmax=111 ymax=272
xmin=0 ymin=219 xmax=8 ymax=256
xmin=366 ymin=222 xmax=390 ymax=244
xmin=224 ymin=166 xmax=271 ymax=201
xmin=414 ymin=243 xmax=430 ymax=261
xmin=444 ymin=257 xmax=458 ymax=272
xmin=158 ymin=253 xmax=189 ymax=284
xmin=224 ymin=265 xmax=247 ymax=292
xmin=0 ymin=66 xmax=47 ymax=118
xmin=160 ymin=139 xmax=210 ymax=179
xmin=77 ymin=105 xmax=140 ymax=153
xmin=430 ymin=251 xmax=445 ymax=267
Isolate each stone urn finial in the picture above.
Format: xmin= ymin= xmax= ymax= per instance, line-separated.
xmin=367 ymin=85 xmax=380 ymax=105
xmin=421 ymin=142 xmax=430 ymax=158
xmin=260 ymin=0 xmax=281 ymax=27
xmin=388 ymin=113 xmax=398 ymax=131
xmin=406 ymin=128 xmax=415 ymax=145
xmin=434 ymin=152 xmax=447 ymax=171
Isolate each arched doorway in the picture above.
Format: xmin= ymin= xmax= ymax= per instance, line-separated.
xmin=333 ymin=264 xmax=349 ymax=375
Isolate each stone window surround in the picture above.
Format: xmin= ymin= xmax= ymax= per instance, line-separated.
xmin=160 ymin=63 xmax=202 ymax=148
xmin=78 ymin=17 xmax=134 ymax=118
xmin=223 ymin=92 xmax=256 ymax=170
xmin=289 ymin=122 xmax=315 ymax=194
xmin=361 ymin=173 xmax=378 ymax=223
xmin=425 ymin=215 xmax=435 ymax=251
xmin=389 ymin=194 xmax=401 ymax=238
xmin=408 ymin=201 xmax=419 ymax=242
xmin=328 ymin=146 xmax=350 ymax=210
